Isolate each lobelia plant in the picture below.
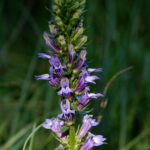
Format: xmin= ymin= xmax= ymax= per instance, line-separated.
xmin=35 ymin=0 xmax=106 ymax=149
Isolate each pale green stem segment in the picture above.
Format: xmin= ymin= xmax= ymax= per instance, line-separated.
xmin=69 ymin=125 xmax=76 ymax=150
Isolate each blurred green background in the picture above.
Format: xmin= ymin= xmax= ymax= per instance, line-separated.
xmin=0 ymin=0 xmax=150 ymax=150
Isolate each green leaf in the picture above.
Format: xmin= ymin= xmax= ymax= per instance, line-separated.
xmin=22 ymin=123 xmax=44 ymax=150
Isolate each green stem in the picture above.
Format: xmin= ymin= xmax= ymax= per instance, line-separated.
xmin=69 ymin=125 xmax=76 ymax=150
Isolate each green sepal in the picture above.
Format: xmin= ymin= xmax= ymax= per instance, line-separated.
xmin=53 ymin=5 xmax=61 ymax=14
xmin=71 ymin=101 xmax=78 ymax=111
xmin=76 ymin=96 xmax=82 ymax=103
xmin=80 ymin=0 xmax=86 ymax=6
xmin=54 ymin=0 xmax=64 ymax=7
xmin=63 ymin=67 xmax=72 ymax=76
xmin=54 ymin=83 xmax=61 ymax=89
xmin=54 ymin=148 xmax=64 ymax=150
xmin=70 ymin=2 xmax=80 ymax=10
xmin=60 ymin=126 xmax=69 ymax=133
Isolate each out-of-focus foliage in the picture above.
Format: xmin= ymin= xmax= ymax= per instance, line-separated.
xmin=0 ymin=0 xmax=150 ymax=150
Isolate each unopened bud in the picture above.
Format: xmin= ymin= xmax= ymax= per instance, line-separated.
xmin=72 ymin=27 xmax=84 ymax=41
xmin=53 ymin=5 xmax=60 ymax=14
xmin=75 ymin=36 xmax=88 ymax=49
xmin=72 ymin=9 xmax=82 ymax=20
xmin=80 ymin=0 xmax=86 ymax=6
xmin=55 ymin=16 xmax=63 ymax=26
xmin=68 ymin=44 xmax=76 ymax=66
xmin=43 ymin=32 xmax=62 ymax=53
xmin=49 ymin=24 xmax=58 ymax=35
xmin=71 ymin=2 xmax=80 ymax=10
xmin=80 ymin=49 xmax=87 ymax=59
xmin=57 ymin=35 xmax=66 ymax=46
xmin=54 ymin=0 xmax=63 ymax=6
xmin=73 ymin=49 xmax=87 ymax=73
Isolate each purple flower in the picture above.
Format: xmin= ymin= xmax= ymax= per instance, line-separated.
xmin=75 ymin=76 xmax=86 ymax=94
xmin=85 ymin=75 xmax=99 ymax=84
xmin=78 ymin=115 xmax=99 ymax=138
xmin=37 ymin=53 xmax=51 ymax=59
xmin=43 ymin=118 xmax=64 ymax=137
xmin=43 ymin=32 xmax=62 ymax=53
xmin=35 ymin=74 xmax=59 ymax=87
xmin=75 ymin=69 xmax=99 ymax=93
xmin=82 ymin=69 xmax=100 ymax=84
xmin=49 ymin=55 xmax=66 ymax=77
xmin=80 ymin=132 xmax=106 ymax=150
xmin=58 ymin=78 xmax=73 ymax=98
xmin=77 ymin=87 xmax=103 ymax=110
xmin=75 ymin=70 xmax=89 ymax=93
xmin=48 ymin=75 xmax=60 ymax=87
xmin=73 ymin=50 xmax=87 ymax=73
xmin=35 ymin=74 xmax=50 ymax=80
xmin=87 ymin=68 xmax=102 ymax=73
xmin=68 ymin=44 xmax=76 ymax=67
xmin=58 ymin=100 xmax=75 ymax=124
xmin=88 ymin=93 xmax=103 ymax=99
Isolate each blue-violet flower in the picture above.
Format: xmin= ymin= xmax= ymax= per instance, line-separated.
xmin=77 ymin=87 xmax=103 ymax=110
xmin=43 ymin=118 xmax=65 ymax=138
xmin=80 ymin=132 xmax=106 ymax=150
xmin=78 ymin=114 xmax=99 ymax=138
xmin=58 ymin=78 xmax=73 ymax=98
xmin=59 ymin=100 xmax=75 ymax=125
xmin=43 ymin=32 xmax=62 ymax=53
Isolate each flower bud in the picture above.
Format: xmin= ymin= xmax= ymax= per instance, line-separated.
xmin=70 ymin=2 xmax=80 ymax=10
xmin=43 ymin=32 xmax=62 ymax=53
xmin=80 ymin=0 xmax=86 ymax=6
xmin=49 ymin=24 xmax=58 ymax=35
xmin=54 ymin=0 xmax=63 ymax=6
xmin=55 ymin=16 xmax=63 ymax=26
xmin=68 ymin=44 xmax=76 ymax=67
xmin=72 ymin=9 xmax=82 ymax=20
xmin=57 ymin=35 xmax=66 ymax=46
xmin=72 ymin=27 xmax=84 ymax=41
xmin=53 ymin=5 xmax=60 ymax=14
xmin=75 ymin=36 xmax=87 ymax=50
xmin=73 ymin=49 xmax=87 ymax=73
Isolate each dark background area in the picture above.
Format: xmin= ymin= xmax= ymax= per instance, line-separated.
xmin=0 ymin=0 xmax=150 ymax=150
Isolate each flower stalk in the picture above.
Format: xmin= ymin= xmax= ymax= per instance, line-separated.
xmin=69 ymin=125 xmax=75 ymax=150
xmin=35 ymin=0 xmax=106 ymax=149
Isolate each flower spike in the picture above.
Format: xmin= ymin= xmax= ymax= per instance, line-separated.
xmin=35 ymin=0 xmax=106 ymax=149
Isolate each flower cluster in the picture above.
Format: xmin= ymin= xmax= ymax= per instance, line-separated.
xmin=35 ymin=0 xmax=106 ymax=149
